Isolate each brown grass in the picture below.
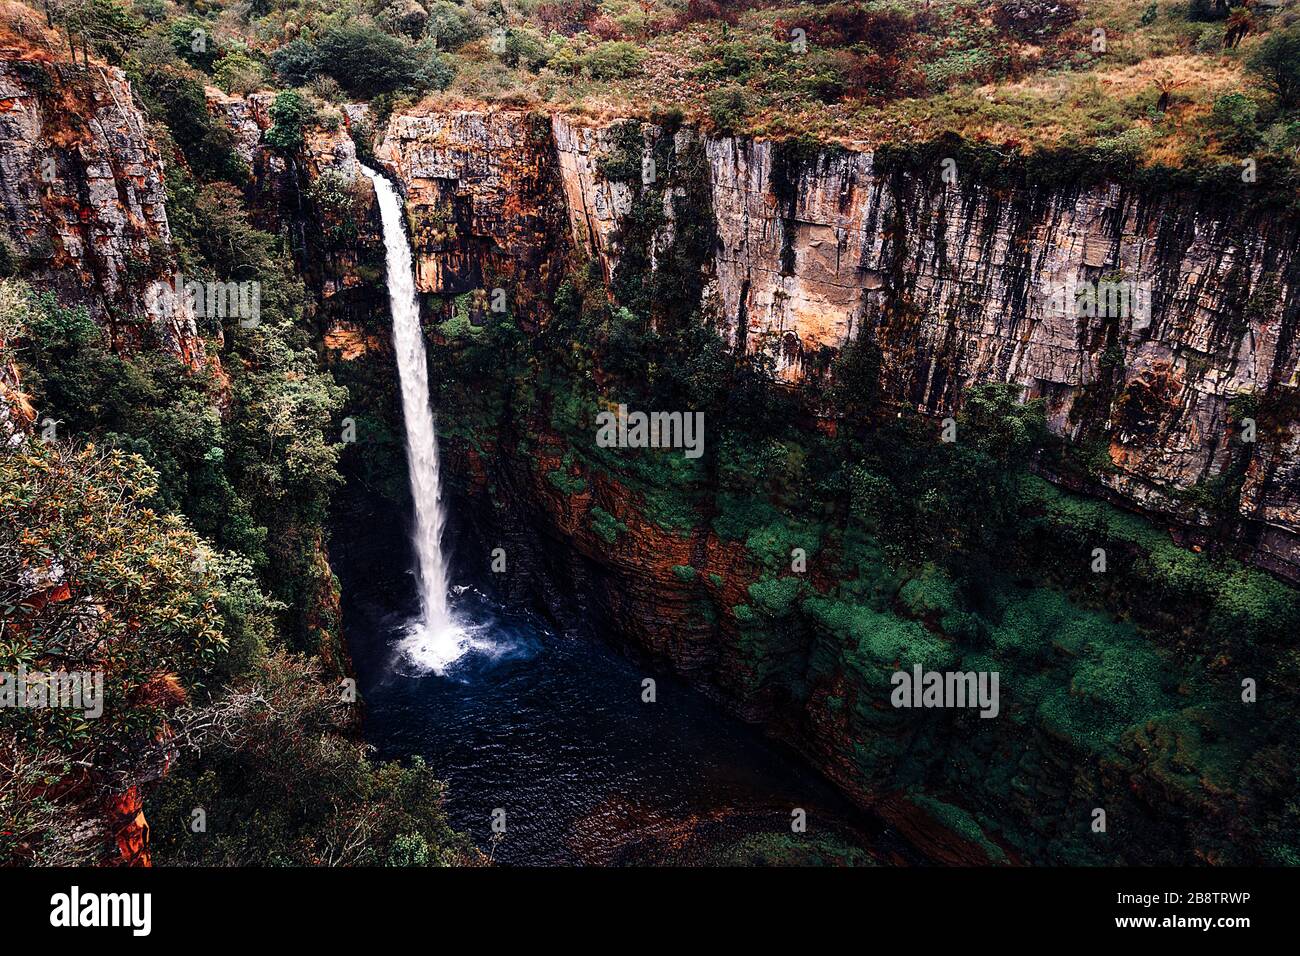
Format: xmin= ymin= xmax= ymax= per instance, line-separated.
xmin=0 ymin=1 xmax=66 ymax=61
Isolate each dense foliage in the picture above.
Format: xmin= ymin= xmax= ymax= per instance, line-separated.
xmin=415 ymin=119 xmax=1300 ymax=864
xmin=37 ymin=0 xmax=1300 ymax=174
xmin=0 ymin=0 xmax=471 ymax=865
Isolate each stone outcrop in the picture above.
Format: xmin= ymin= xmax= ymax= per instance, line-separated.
xmin=206 ymin=87 xmax=385 ymax=341
xmin=0 ymin=59 xmax=206 ymax=363
xmin=374 ymin=109 xmax=569 ymax=320
xmin=375 ymin=107 xmax=1300 ymax=580
xmin=205 ymin=87 xmax=273 ymax=169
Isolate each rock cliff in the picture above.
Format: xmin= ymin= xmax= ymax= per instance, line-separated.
xmin=0 ymin=58 xmax=206 ymax=364
xmin=374 ymin=107 xmax=1300 ymax=581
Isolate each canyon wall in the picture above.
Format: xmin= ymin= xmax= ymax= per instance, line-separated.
xmin=0 ymin=59 xmax=210 ymax=365
xmin=375 ymin=107 xmax=1300 ymax=581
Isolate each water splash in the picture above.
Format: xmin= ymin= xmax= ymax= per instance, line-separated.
xmin=363 ymin=163 xmax=470 ymax=674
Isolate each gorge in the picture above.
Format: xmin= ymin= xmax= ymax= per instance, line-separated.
xmin=4 ymin=0 xmax=1300 ymax=871
xmin=354 ymin=159 xmax=901 ymax=866
xmin=329 ymin=102 xmax=1300 ymax=867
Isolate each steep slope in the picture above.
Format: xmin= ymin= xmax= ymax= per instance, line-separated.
xmin=355 ymin=104 xmax=1300 ymax=865
xmin=0 ymin=58 xmax=207 ymax=364
xmin=375 ymin=107 xmax=1300 ymax=581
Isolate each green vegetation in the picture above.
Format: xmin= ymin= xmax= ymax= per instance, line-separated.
xmin=0 ymin=1 xmax=471 ymax=864
xmin=416 ymin=99 xmax=1300 ymax=863
xmin=265 ymin=90 xmax=313 ymax=151
xmin=38 ymin=0 xmax=1300 ymax=181
xmin=8 ymin=0 xmax=1299 ymax=870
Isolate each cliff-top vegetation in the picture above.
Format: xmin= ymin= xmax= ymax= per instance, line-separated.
xmin=17 ymin=0 xmax=1300 ymax=175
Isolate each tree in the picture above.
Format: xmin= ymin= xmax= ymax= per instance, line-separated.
xmin=315 ymin=23 xmax=425 ymax=98
xmin=144 ymin=651 xmax=478 ymax=866
xmin=0 ymin=441 xmax=259 ymax=768
xmin=269 ymin=37 xmax=321 ymax=86
xmin=264 ymin=90 xmax=312 ymax=152
xmin=1247 ymin=26 xmax=1300 ymax=111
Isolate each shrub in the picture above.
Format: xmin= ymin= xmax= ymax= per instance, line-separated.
xmin=580 ymin=40 xmax=644 ymax=80
xmin=414 ymin=42 xmax=458 ymax=92
xmin=168 ymin=15 xmax=219 ymax=72
xmin=145 ymin=652 xmax=473 ymax=866
xmin=310 ymin=170 xmax=363 ymax=244
xmin=426 ymin=0 xmax=486 ymax=50
xmin=1209 ymin=92 xmax=1259 ymax=153
xmin=127 ymin=55 xmax=248 ymax=184
xmin=706 ymin=85 xmax=750 ymax=135
xmin=213 ymin=50 xmax=266 ymax=95
xmin=270 ymin=37 xmax=321 ymax=86
xmin=1260 ymin=119 xmax=1300 ymax=158
xmin=1246 ymin=26 xmax=1300 ymax=110
xmin=776 ymin=6 xmax=916 ymax=51
xmin=381 ymin=0 xmax=429 ymax=39
xmin=264 ymin=90 xmax=312 ymax=152
xmin=502 ymin=26 xmax=551 ymax=71
xmin=316 ymin=23 xmax=425 ymax=98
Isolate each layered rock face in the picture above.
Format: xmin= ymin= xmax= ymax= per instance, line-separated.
xmin=375 ymin=109 xmax=570 ymax=320
xmin=206 ymin=87 xmax=386 ymax=344
xmin=0 ymin=59 xmax=206 ymax=363
xmin=375 ymin=108 xmax=1300 ymax=580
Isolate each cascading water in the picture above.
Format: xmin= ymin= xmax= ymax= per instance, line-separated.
xmin=363 ymin=164 xmax=471 ymax=674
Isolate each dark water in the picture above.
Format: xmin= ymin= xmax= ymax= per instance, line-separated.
xmin=338 ymin=503 xmax=904 ymax=865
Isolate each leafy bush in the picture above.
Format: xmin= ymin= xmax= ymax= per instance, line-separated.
xmin=128 ymin=53 xmax=247 ymax=184
xmin=580 ymin=40 xmax=644 ymax=80
xmin=1247 ymin=25 xmax=1300 ymax=110
xmin=316 ymin=23 xmax=426 ymax=97
xmin=1209 ymin=92 xmax=1259 ymax=153
xmin=706 ymin=85 xmax=750 ymax=134
xmin=168 ymin=15 xmax=219 ymax=72
xmin=502 ymin=26 xmax=551 ymax=71
xmin=381 ymin=0 xmax=429 ymax=39
xmin=213 ymin=49 xmax=266 ymax=95
xmin=270 ymin=37 xmax=321 ymax=86
xmin=145 ymin=651 xmax=475 ymax=866
xmin=426 ymin=0 xmax=486 ymax=50
xmin=265 ymin=90 xmax=312 ymax=152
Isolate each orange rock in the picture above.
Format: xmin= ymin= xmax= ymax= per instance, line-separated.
xmin=107 ymin=787 xmax=151 ymax=867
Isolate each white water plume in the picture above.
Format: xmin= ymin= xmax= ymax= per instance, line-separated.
xmin=363 ymin=163 xmax=475 ymax=675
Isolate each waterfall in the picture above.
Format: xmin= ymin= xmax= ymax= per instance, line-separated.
xmin=363 ymin=164 xmax=468 ymax=674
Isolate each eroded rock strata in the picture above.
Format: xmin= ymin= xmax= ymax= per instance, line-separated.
xmin=372 ymin=108 xmax=1300 ymax=582
xmin=347 ymin=106 xmax=1299 ymax=865
xmin=0 ymin=60 xmax=206 ymax=364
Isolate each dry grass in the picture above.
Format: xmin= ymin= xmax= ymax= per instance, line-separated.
xmin=0 ymin=0 xmax=65 ymax=61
